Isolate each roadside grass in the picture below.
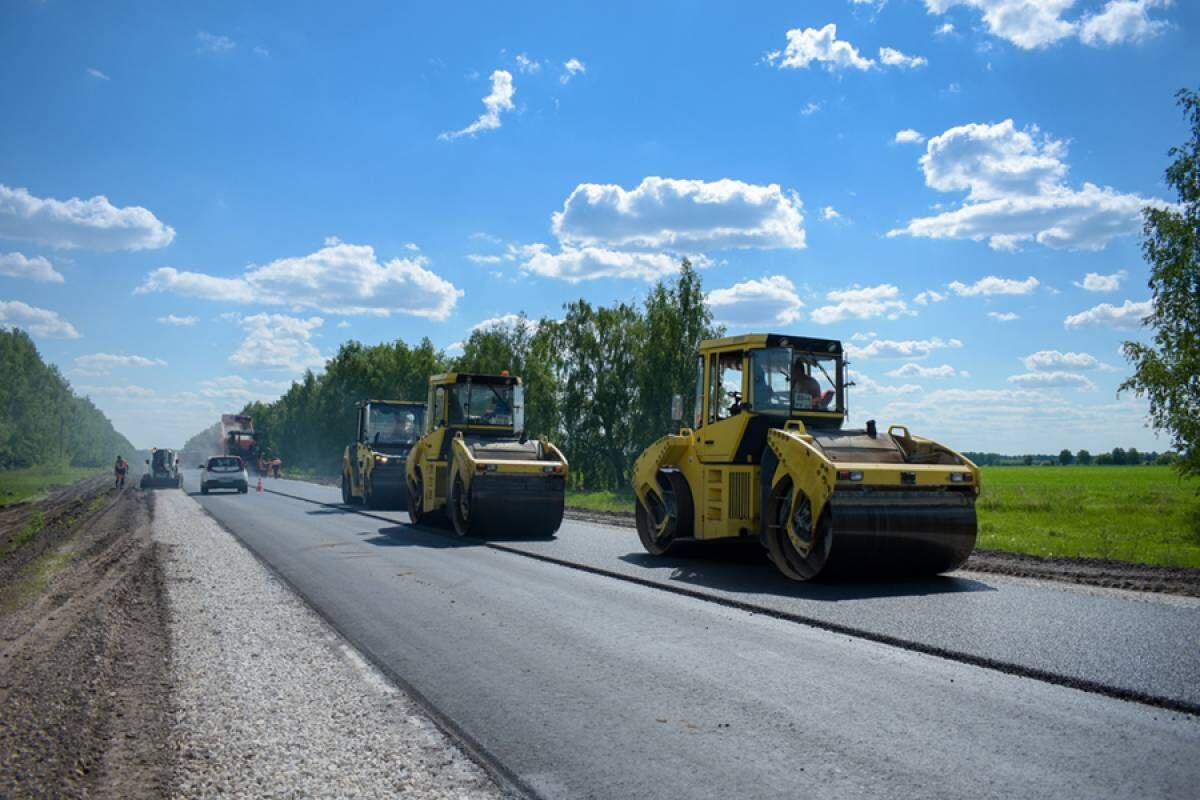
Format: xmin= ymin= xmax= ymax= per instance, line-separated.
xmin=570 ymin=466 xmax=1200 ymax=568
xmin=977 ymin=466 xmax=1200 ymax=568
xmin=566 ymin=488 xmax=635 ymax=514
xmin=0 ymin=466 xmax=107 ymax=507
xmin=0 ymin=511 xmax=45 ymax=558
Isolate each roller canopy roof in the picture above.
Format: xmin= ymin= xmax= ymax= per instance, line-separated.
xmin=698 ymin=333 xmax=843 ymax=355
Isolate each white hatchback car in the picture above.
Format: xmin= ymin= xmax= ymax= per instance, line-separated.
xmin=201 ymin=455 xmax=250 ymax=494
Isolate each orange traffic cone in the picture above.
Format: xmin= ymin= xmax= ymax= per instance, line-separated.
xmin=256 ymin=476 xmax=264 ymax=492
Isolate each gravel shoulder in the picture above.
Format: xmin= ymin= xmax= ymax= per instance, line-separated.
xmin=154 ymin=489 xmax=506 ymax=798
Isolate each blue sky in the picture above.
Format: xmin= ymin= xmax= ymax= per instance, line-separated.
xmin=1 ymin=0 xmax=1195 ymax=452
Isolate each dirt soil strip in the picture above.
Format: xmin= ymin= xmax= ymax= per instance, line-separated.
xmin=0 ymin=484 xmax=173 ymax=799
xmin=564 ymin=508 xmax=1200 ymax=598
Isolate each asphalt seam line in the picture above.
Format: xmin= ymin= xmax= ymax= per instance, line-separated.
xmin=264 ymin=487 xmax=1200 ymax=718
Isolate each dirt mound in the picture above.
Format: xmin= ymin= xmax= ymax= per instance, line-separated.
xmin=0 ymin=486 xmax=173 ymax=798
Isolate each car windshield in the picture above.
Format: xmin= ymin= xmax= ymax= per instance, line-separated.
xmin=208 ymin=457 xmax=242 ymax=472
xmin=750 ymin=347 xmax=840 ymax=414
xmin=448 ymin=383 xmax=515 ymax=427
xmin=367 ymin=404 xmax=424 ymax=445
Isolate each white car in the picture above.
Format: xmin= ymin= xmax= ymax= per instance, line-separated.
xmin=201 ymin=455 xmax=249 ymax=494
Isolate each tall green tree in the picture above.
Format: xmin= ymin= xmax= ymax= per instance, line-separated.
xmin=634 ymin=259 xmax=721 ymax=444
xmin=1122 ymin=88 xmax=1200 ymax=479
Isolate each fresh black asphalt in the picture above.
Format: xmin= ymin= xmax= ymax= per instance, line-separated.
xmin=190 ymin=475 xmax=1200 ymax=799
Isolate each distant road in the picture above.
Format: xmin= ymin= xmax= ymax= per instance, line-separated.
xmin=192 ymin=475 xmax=1200 ymax=800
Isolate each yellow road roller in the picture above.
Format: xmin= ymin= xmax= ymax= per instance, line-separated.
xmin=342 ymin=399 xmax=426 ymax=509
xmin=631 ymin=333 xmax=979 ymax=580
xmin=406 ymin=372 xmax=568 ymax=537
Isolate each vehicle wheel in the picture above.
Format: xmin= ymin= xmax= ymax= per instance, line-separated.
xmin=635 ymin=469 xmax=692 ymax=556
xmin=201 ymin=483 xmax=209 ymax=495
xmin=175 ymin=476 xmax=183 ymax=489
xmin=449 ymin=474 xmax=473 ymax=537
xmin=341 ymin=472 xmax=352 ymax=505
xmin=240 ymin=483 xmax=248 ymax=494
xmin=407 ymin=471 xmax=425 ymax=524
xmin=765 ymin=483 xmax=832 ymax=581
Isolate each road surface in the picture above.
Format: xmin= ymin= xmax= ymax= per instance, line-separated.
xmin=189 ymin=474 xmax=1200 ymax=800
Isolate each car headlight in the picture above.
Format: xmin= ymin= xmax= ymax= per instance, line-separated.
xmin=374 ymin=454 xmax=388 ymax=463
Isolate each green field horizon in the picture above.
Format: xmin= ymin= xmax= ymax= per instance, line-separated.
xmin=568 ymin=465 xmax=1200 ymax=569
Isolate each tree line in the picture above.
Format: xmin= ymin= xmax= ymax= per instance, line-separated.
xmin=225 ymin=262 xmax=717 ymax=491
xmin=966 ymin=449 xmax=1180 ymax=467
xmin=0 ymin=328 xmax=138 ymax=470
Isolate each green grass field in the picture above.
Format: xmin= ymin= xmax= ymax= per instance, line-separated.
xmin=0 ymin=466 xmax=108 ymax=508
xmin=567 ymin=465 xmax=1200 ymax=568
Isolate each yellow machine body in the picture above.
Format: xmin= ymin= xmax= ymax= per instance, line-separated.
xmin=342 ymin=399 xmax=425 ymax=509
xmin=631 ymin=333 xmax=980 ymax=580
xmin=406 ymin=372 xmax=568 ymax=537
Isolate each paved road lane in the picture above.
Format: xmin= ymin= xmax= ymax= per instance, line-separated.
xmin=258 ymin=476 xmax=1200 ymax=709
xmin=188 ymin=475 xmax=1200 ymax=800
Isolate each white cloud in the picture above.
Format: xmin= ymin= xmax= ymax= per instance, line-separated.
xmin=820 ymin=205 xmax=842 ymax=221
xmin=0 ymin=300 xmax=79 ymax=338
xmin=515 ymin=53 xmax=541 ymax=73
xmin=560 ymin=58 xmax=586 ymax=84
xmin=86 ymin=67 xmax=110 ymax=81
xmin=471 ymin=313 xmax=540 ymax=333
xmin=1008 ymin=371 xmax=1096 ymax=390
xmin=336 ymin=320 xmax=351 ymax=329
xmin=895 ymin=128 xmax=926 ymax=144
xmin=914 ymin=289 xmax=946 ymax=305
xmin=811 ymin=284 xmax=910 ymax=324
xmin=75 ymin=384 xmax=156 ymax=399
xmin=886 ymin=363 xmax=962 ymax=378
xmin=927 ymin=0 xmax=1172 ymax=49
xmin=74 ymin=353 xmax=167 ymax=374
xmin=1063 ymin=298 xmax=1152 ymax=329
xmin=553 ymin=176 xmax=806 ymax=251
xmin=197 ymin=31 xmax=236 ymax=54
xmin=707 ymin=276 xmax=805 ymax=326
xmin=848 ymin=336 xmax=964 ymax=359
xmin=949 ymin=274 xmax=1039 ymax=296
xmin=801 ymin=101 xmax=822 ymax=116
xmin=0 ymin=183 xmax=175 ymax=251
xmin=197 ymin=374 xmax=292 ymax=403
xmin=0 ymin=252 xmax=64 ymax=283
xmin=850 ymin=331 xmax=877 ymax=342
xmin=1074 ymin=269 xmax=1127 ymax=292
xmin=924 ymin=1 xmax=1078 ymax=49
xmin=935 ymin=22 xmax=956 ymax=35
xmin=519 ymin=244 xmax=700 ymax=283
xmin=987 ymin=311 xmax=1020 ymax=321
xmin=888 ymin=120 xmax=1162 ymax=251
xmin=767 ymin=23 xmax=875 ymax=71
xmin=137 ymin=240 xmax=463 ymax=320
xmin=467 ymin=254 xmax=505 ymax=264
xmin=1079 ymin=0 xmax=1172 ymax=46
xmin=439 ymin=70 xmax=515 ymax=141
xmin=229 ymin=314 xmax=325 ymax=373
xmin=253 ymin=45 xmax=270 ymax=58
xmin=851 ymin=372 xmax=923 ymax=396
xmin=879 ymin=47 xmax=928 ymax=68
xmin=157 ymin=314 xmax=197 ymax=327
xmin=1022 ymin=350 xmax=1110 ymax=371
xmin=445 ymin=341 xmax=465 ymax=356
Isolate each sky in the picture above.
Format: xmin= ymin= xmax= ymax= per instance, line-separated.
xmin=0 ymin=0 xmax=1196 ymax=453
